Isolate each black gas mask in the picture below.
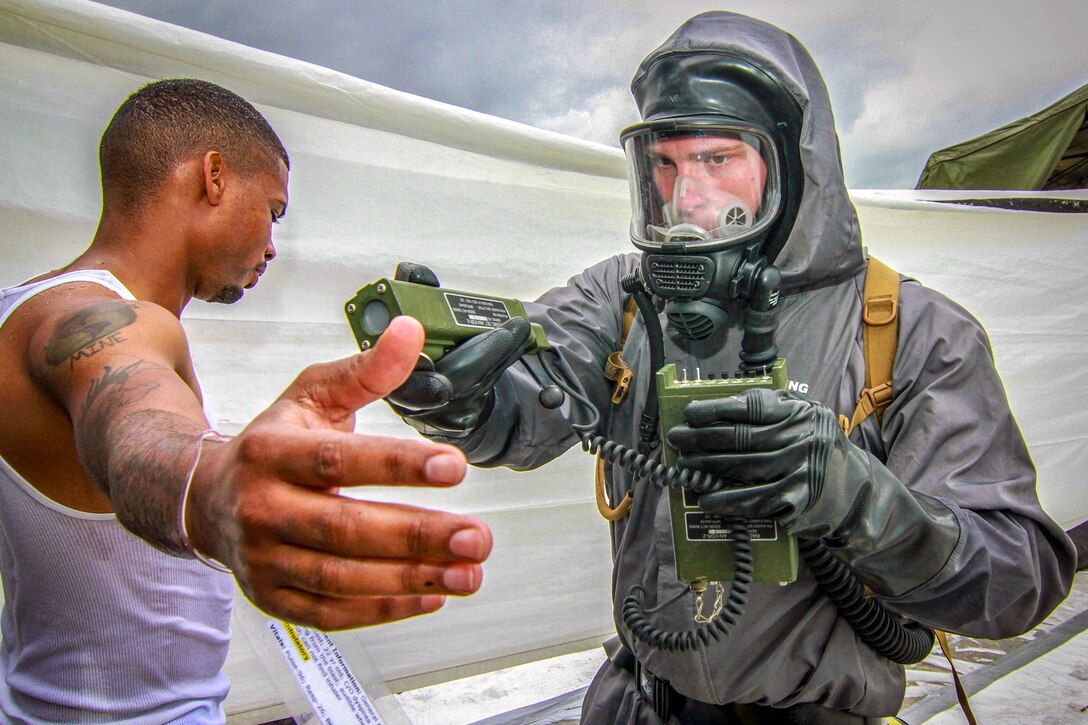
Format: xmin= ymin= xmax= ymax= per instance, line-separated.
xmin=621 ymin=52 xmax=803 ymax=350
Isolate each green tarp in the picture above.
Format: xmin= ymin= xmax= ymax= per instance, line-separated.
xmin=917 ymin=83 xmax=1088 ymax=190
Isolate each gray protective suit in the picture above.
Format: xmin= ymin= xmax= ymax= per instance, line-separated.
xmin=445 ymin=13 xmax=1076 ymax=721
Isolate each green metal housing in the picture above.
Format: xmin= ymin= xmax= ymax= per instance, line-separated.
xmin=656 ymin=360 xmax=799 ymax=584
xmin=345 ymin=278 xmax=548 ymax=363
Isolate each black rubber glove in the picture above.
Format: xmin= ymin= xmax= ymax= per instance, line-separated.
xmin=666 ymin=388 xmax=961 ymax=595
xmin=386 ymin=317 xmax=531 ymax=438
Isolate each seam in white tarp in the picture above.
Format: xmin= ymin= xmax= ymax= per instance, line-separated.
xmin=0 ymin=0 xmax=628 ymax=178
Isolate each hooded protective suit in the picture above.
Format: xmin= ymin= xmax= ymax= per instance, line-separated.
xmin=418 ymin=12 xmax=1075 ymax=721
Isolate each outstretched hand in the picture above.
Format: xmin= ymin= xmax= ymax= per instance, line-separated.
xmin=185 ymin=316 xmax=493 ymax=630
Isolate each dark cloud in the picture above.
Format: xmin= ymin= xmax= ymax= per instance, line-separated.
xmin=96 ymin=0 xmax=624 ymax=125
xmin=94 ymin=0 xmax=1088 ymax=189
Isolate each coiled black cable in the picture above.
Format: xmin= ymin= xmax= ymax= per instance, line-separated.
xmin=621 ymin=519 xmax=753 ymax=653
xmin=540 ymin=271 xmax=933 ymax=662
xmin=584 ymin=428 xmax=755 ymax=653
xmin=798 ymin=538 xmax=934 ymax=664
xmin=620 ymin=273 xmax=664 ymax=453
xmin=539 ymin=349 xmax=753 ymax=653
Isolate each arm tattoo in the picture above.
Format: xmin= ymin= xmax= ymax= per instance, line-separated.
xmin=76 ymin=361 xmax=204 ymax=555
xmin=45 ymin=301 xmax=137 ymax=369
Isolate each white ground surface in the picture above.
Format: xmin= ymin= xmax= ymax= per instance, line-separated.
xmin=397 ymin=649 xmax=605 ymax=725
xmin=392 ymin=572 xmax=1088 ymax=725
xmin=926 ymin=630 xmax=1088 ymax=724
xmin=906 ymin=570 xmax=1088 ymax=724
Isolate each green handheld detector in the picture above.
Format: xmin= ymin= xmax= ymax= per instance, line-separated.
xmin=656 ymin=361 xmax=798 ymax=584
xmin=344 ymin=277 xmax=549 ymax=363
xmin=343 ymin=266 xmax=932 ymax=661
xmin=344 ymin=268 xmax=796 ymax=586
xmin=343 ymin=264 xmax=801 ymax=653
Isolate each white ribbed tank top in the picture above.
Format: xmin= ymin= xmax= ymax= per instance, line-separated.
xmin=0 ymin=271 xmax=233 ymax=723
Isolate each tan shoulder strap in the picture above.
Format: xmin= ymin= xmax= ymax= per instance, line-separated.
xmin=596 ymin=455 xmax=633 ymax=520
xmin=844 ymin=265 xmax=975 ymax=724
xmin=841 ymin=256 xmax=900 ymax=436
xmin=596 ymin=296 xmax=641 ymax=520
xmin=936 ymin=630 xmax=979 ymax=725
xmin=603 ymin=296 xmax=640 ymax=406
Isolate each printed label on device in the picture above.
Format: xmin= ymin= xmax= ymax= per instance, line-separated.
xmin=444 ymin=293 xmax=512 ymax=329
xmin=684 ymin=512 xmax=779 ymax=542
xmin=268 ymin=620 xmax=384 ymax=724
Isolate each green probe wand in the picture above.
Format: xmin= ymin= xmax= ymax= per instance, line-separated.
xmin=344 ymin=271 xmax=548 ymax=367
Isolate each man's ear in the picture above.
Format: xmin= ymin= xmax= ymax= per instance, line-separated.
xmin=201 ymin=151 xmax=226 ymax=206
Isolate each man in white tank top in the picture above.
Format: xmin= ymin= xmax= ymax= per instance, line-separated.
xmin=0 ymin=79 xmax=492 ymax=722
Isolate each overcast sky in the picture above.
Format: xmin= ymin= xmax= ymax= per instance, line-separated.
xmin=95 ymin=0 xmax=1087 ymax=189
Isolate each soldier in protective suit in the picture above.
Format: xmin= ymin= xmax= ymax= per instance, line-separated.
xmin=388 ymin=11 xmax=1076 ymax=724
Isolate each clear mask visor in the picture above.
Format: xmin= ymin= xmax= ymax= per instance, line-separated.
xmin=624 ymin=126 xmax=781 ymax=251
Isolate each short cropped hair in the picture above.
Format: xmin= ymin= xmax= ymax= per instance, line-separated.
xmin=99 ymin=78 xmax=289 ymax=214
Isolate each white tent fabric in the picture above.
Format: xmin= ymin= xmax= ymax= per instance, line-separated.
xmin=1 ymin=0 xmax=1086 ymax=717
xmin=848 ymin=189 xmax=1088 ymax=531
